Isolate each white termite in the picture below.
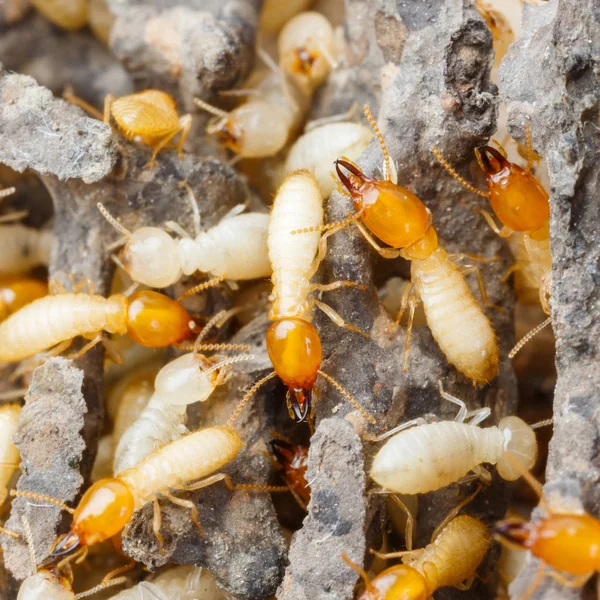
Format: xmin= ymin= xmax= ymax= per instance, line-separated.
xmin=114 ymin=351 xmax=248 ymax=474
xmin=97 ymin=195 xmax=271 ymax=288
xmin=285 ymin=122 xmax=373 ymax=197
xmin=370 ymin=385 xmax=538 ymax=494
xmin=0 ymin=224 xmax=53 ymax=276
xmin=0 ymin=403 xmax=21 ymax=505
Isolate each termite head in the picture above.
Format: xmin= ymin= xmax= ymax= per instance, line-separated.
xmin=356 ymin=564 xmax=429 ymax=600
xmin=269 ymin=438 xmax=310 ymax=502
xmin=126 ymin=290 xmax=198 ymax=347
xmin=119 ymin=227 xmax=182 ymax=288
xmin=17 ymin=568 xmax=74 ymax=600
xmin=266 ymin=318 xmax=322 ymax=422
xmin=476 ymin=145 xmax=549 ymax=233
xmin=335 ymin=158 xmax=432 ymax=250
xmin=496 ymin=416 xmax=537 ymax=481
xmin=494 ymin=518 xmax=535 ymax=551
xmin=51 ymin=479 xmax=135 ymax=557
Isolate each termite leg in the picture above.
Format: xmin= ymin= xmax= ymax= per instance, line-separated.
xmin=431 ymin=484 xmax=483 ymax=542
xmin=468 ymin=465 xmax=493 ymax=485
xmin=152 ymin=497 xmax=164 ymax=548
xmin=391 ymin=493 xmax=415 ymax=551
xmin=103 ymin=94 xmax=116 ymax=124
xmin=401 ymin=296 xmax=420 ymax=372
xmin=501 ymin=261 xmax=526 ymax=282
xmin=0 ymin=211 xmax=28 ymax=223
xmin=386 ymin=280 xmax=414 ymax=334
xmin=458 ymin=264 xmax=503 ymax=313
xmin=180 ymin=472 xmax=235 ymax=492
xmin=475 ymin=208 xmax=513 ymax=238
xmin=370 ymin=547 xmax=424 ymax=561
xmin=362 ymin=417 xmax=430 ymax=443
xmin=454 ymin=574 xmax=477 ymax=591
xmin=546 ymin=570 xmax=592 ymax=589
xmin=146 ymin=127 xmax=183 ymax=168
xmin=64 ymin=334 xmax=103 ymax=361
xmin=0 ymin=525 xmax=20 ymax=539
xmin=438 ymin=382 xmax=468 ymax=422
xmin=519 ymin=561 xmax=547 ymax=600
xmin=162 ymin=491 xmax=203 ymax=535
xmin=48 ymin=278 xmax=67 ymax=295
xmin=341 ymin=552 xmax=373 ymax=589
xmin=308 ymin=280 xmax=366 ymax=293
xmin=63 ymin=86 xmax=104 ymax=121
xmin=354 ymin=221 xmax=403 ymax=259
xmin=449 ymin=252 xmax=498 ymax=264
xmin=310 ymin=298 xmax=370 ymax=338
xmin=175 ymin=115 xmax=192 ymax=157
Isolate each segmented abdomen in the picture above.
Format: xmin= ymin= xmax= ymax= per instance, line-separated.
xmin=370 ymin=421 xmax=502 ymax=494
xmin=119 ymin=426 xmax=242 ymax=503
xmin=412 ymin=249 xmax=498 ymax=383
xmin=0 ymin=294 xmax=114 ymax=362
xmin=268 ymin=171 xmax=323 ymax=318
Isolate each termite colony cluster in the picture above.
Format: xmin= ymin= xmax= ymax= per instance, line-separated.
xmin=0 ymin=0 xmax=595 ymax=599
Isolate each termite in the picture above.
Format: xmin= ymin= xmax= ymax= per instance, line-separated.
xmin=63 ymin=88 xmax=192 ymax=167
xmin=343 ymin=514 xmax=492 ymax=599
xmin=195 ymin=68 xmax=309 ymax=159
xmin=0 ymin=276 xmax=48 ymax=322
xmin=88 ymin=0 xmax=114 ymax=46
xmin=0 ymin=403 xmax=21 ymax=506
xmin=285 ymin=121 xmax=373 ymax=197
xmin=15 ymin=426 xmax=244 ymax=557
xmin=0 ymin=288 xmax=199 ymax=363
xmin=369 ymin=384 xmax=538 ymax=494
xmin=494 ymin=464 xmax=600 ymax=594
xmin=259 ymin=0 xmax=313 ymax=34
xmin=29 ymin=0 xmax=88 ymax=30
xmin=476 ymin=0 xmax=515 ymax=70
xmin=0 ymin=224 xmax=53 ymax=276
xmin=96 ymin=186 xmax=271 ymax=288
xmin=432 ymin=129 xmax=552 ymax=356
xmin=114 ymin=334 xmax=251 ymax=473
xmin=226 ymin=170 xmax=375 ymax=425
xmin=298 ymin=105 xmax=498 ymax=383
xmin=269 ymin=436 xmax=310 ymax=509
xmin=278 ymin=12 xmax=337 ymax=94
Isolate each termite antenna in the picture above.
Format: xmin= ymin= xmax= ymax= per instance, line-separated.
xmin=317 ymin=370 xmax=376 ymax=425
xmin=363 ymin=105 xmax=392 ymax=182
xmin=501 ymin=454 xmax=549 ymax=512
xmin=524 ymin=123 xmax=535 ymax=173
xmin=508 ymin=317 xmax=552 ymax=359
xmin=0 ymin=388 xmax=28 ymax=401
xmin=531 ymin=418 xmax=553 ymax=430
xmin=193 ymin=307 xmax=243 ymax=349
xmin=96 ymin=203 xmax=132 ymax=237
xmin=176 ymin=342 xmax=252 ymax=353
xmin=341 ymin=553 xmax=373 ymax=591
xmin=101 ymin=561 xmax=136 ymax=585
xmin=235 ymin=482 xmax=291 ymax=493
xmin=74 ymin=576 xmax=129 ymax=599
xmin=226 ymin=371 xmax=278 ymax=427
xmin=290 ymin=209 xmax=365 ymax=235
xmin=11 ymin=490 xmax=76 ymax=514
xmin=194 ymin=98 xmax=230 ymax=120
xmin=202 ymin=354 xmax=254 ymax=378
xmin=21 ymin=515 xmax=37 ymax=576
xmin=177 ymin=275 xmax=225 ymax=301
xmin=431 ymin=147 xmax=490 ymax=198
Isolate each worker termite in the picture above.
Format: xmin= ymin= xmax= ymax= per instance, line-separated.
xmin=0 ymin=276 xmax=48 ymax=322
xmin=226 ymin=170 xmax=375 ymax=425
xmin=96 ymin=187 xmax=271 ymax=288
xmin=278 ymin=12 xmax=337 ymax=95
xmin=369 ymin=384 xmax=538 ymax=494
xmin=259 ymin=0 xmax=313 ymax=34
xmin=285 ymin=121 xmax=373 ymax=197
xmin=0 ymin=288 xmax=199 ymax=363
xmin=343 ymin=514 xmax=492 ymax=599
xmin=0 ymin=224 xmax=53 ymax=276
xmin=0 ymin=403 xmax=21 ymax=506
xmin=297 ymin=105 xmax=498 ymax=383
xmin=29 ymin=0 xmax=88 ymax=30
xmin=432 ymin=129 xmax=552 ymax=356
xmin=269 ymin=436 xmax=310 ymax=509
xmin=63 ymin=88 xmax=192 ymax=167
xmin=15 ymin=426 xmax=244 ymax=557
xmin=195 ymin=68 xmax=309 ymax=159
xmin=114 ymin=339 xmax=251 ymax=472
xmin=494 ymin=465 xmax=600 ymax=595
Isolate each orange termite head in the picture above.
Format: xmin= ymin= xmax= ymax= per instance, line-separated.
xmin=266 ymin=318 xmax=322 ymax=423
xmin=270 ymin=438 xmax=310 ymax=501
xmin=126 ymin=290 xmax=198 ymax=347
xmin=477 ymin=145 xmax=550 ymax=233
xmin=356 ymin=564 xmax=429 ymax=600
xmin=494 ymin=518 xmax=535 ymax=551
xmin=335 ymin=159 xmax=431 ymax=250
xmin=51 ymin=479 xmax=135 ymax=557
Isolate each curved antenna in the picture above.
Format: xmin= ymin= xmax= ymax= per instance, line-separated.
xmin=97 ymin=203 xmax=131 ymax=237
xmin=290 ymin=210 xmax=364 ymax=235
xmin=431 ymin=147 xmax=490 ymax=198
xmin=226 ymin=371 xmax=277 ymax=427
xmin=193 ymin=307 xmax=243 ymax=349
xmin=11 ymin=490 xmax=75 ymax=514
xmin=194 ymin=97 xmax=229 ymax=119
xmin=176 ymin=275 xmax=224 ymax=301
xmin=508 ymin=317 xmax=552 ymax=359
xmin=363 ymin=105 xmax=391 ymax=182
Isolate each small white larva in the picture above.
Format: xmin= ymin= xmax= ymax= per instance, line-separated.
xmin=370 ymin=393 xmax=537 ymax=494
xmin=98 ymin=203 xmax=271 ymax=288
xmin=114 ymin=352 xmax=241 ymax=474
xmin=0 ymin=225 xmax=53 ymax=276
xmin=0 ymin=403 xmax=21 ymax=505
xmin=285 ymin=122 xmax=373 ymax=197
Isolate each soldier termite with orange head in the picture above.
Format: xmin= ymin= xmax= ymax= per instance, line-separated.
xmin=297 ymin=105 xmax=499 ymax=383
xmin=226 ymin=169 xmax=375 ymax=425
xmin=431 ymin=129 xmax=552 ymax=356
xmin=0 ymin=276 xmax=48 ymax=322
xmin=96 ymin=186 xmax=271 ymax=289
xmin=0 ymin=288 xmax=199 ymax=363
xmin=494 ymin=464 xmax=600 ymax=595
xmin=343 ymin=514 xmax=492 ymax=599
xmin=63 ymin=88 xmax=192 ymax=167
xmin=369 ymin=384 xmax=538 ymax=495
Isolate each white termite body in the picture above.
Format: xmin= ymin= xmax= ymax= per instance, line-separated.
xmin=268 ymin=170 xmax=323 ymax=318
xmin=285 ymin=122 xmax=373 ymax=197
xmin=119 ymin=426 xmax=242 ymax=505
xmin=0 ymin=403 xmax=21 ymax=504
xmin=0 ymin=293 xmax=127 ymax=363
xmin=370 ymin=415 xmax=537 ymax=494
xmin=0 ymin=225 xmax=53 ymax=276
xmin=17 ymin=571 xmax=74 ymax=600
xmin=109 ymin=565 xmax=228 ymax=600
xmin=120 ymin=212 xmax=271 ymax=288
xmin=114 ymin=353 xmax=225 ymax=474
xmin=410 ymin=246 xmax=498 ymax=383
